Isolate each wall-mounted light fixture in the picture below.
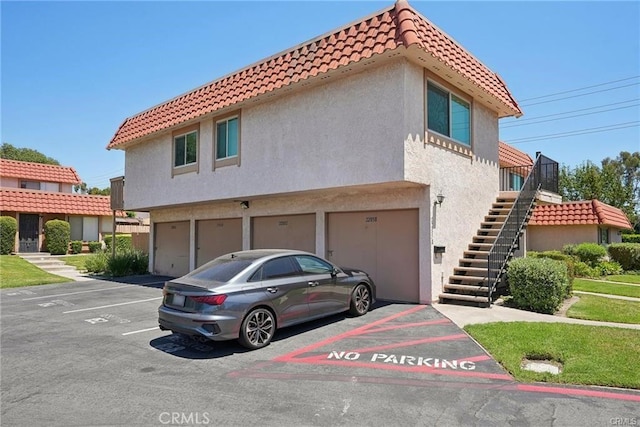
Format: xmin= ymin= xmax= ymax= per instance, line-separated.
xmin=240 ymin=201 xmax=250 ymax=209
xmin=434 ymin=192 xmax=445 ymax=206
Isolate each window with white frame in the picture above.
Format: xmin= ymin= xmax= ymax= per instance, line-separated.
xmin=174 ymin=130 xmax=198 ymax=168
xmin=427 ymin=82 xmax=471 ymax=146
xmin=216 ymin=116 xmax=239 ymax=161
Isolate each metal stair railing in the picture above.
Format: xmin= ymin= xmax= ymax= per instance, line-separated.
xmin=487 ymin=154 xmax=558 ymax=304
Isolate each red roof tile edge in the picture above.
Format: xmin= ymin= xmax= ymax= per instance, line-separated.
xmin=529 ymin=200 xmax=632 ymax=230
xmin=0 ymin=188 xmax=126 ymax=217
xmin=107 ymin=0 xmax=522 ymax=149
xmin=0 ymin=159 xmax=82 ymax=184
xmin=498 ymin=141 xmax=533 ymax=167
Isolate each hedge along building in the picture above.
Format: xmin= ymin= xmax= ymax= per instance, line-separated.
xmin=107 ymin=0 xmax=526 ymax=304
xmin=0 ymin=158 xmax=122 ymax=253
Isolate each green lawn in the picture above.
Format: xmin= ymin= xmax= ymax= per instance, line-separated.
xmin=567 ymin=294 xmax=640 ymax=324
xmin=603 ymin=275 xmax=640 ymax=285
xmin=573 ymin=278 xmax=640 ymax=298
xmin=60 ymin=255 xmax=90 ymax=272
xmin=465 ymin=322 xmax=640 ymax=389
xmin=0 ymin=255 xmax=71 ymax=288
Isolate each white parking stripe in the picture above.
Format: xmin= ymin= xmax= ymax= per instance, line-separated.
xmin=122 ymin=327 xmax=161 ymax=336
xmin=22 ymin=285 xmax=134 ymax=300
xmin=62 ymin=297 xmax=163 ymax=314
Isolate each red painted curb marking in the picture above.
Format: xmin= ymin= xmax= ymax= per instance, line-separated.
xmin=516 ymin=384 xmax=640 ymax=402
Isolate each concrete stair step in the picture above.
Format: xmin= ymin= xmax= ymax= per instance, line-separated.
xmin=443 ymin=284 xmax=490 ymax=293
xmin=459 ymin=258 xmax=488 ymax=268
xmin=454 ymin=266 xmax=487 ymax=275
xmin=449 ymin=274 xmax=488 ymax=285
xmin=438 ymin=293 xmax=490 ymax=306
xmin=463 ymin=250 xmax=489 ymax=259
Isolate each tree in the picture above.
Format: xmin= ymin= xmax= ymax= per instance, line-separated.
xmin=0 ymin=142 xmax=60 ymax=165
xmin=74 ymin=182 xmax=110 ymax=195
xmin=559 ymin=151 xmax=640 ymax=232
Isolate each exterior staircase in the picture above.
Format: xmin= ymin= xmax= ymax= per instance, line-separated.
xmin=18 ymin=252 xmax=91 ymax=282
xmin=439 ymin=153 xmax=559 ymax=307
xmin=439 ymin=196 xmax=518 ymax=307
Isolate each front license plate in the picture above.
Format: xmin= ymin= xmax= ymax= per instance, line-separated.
xmin=172 ymin=294 xmax=186 ymax=306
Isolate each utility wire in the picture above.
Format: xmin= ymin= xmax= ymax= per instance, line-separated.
xmin=501 ymin=104 xmax=639 ymax=128
xmin=518 ymin=76 xmax=640 ymax=102
xmin=508 ymin=121 xmax=639 ymax=144
xmin=501 ymin=98 xmax=639 ymax=124
xmin=520 ymin=82 xmax=640 ymax=107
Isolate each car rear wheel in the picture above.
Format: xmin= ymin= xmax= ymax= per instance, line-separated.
xmin=349 ymin=284 xmax=371 ymax=316
xmin=238 ymin=308 xmax=275 ymax=350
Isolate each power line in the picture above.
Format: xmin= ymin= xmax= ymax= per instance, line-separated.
xmin=501 ymin=98 xmax=640 ymax=124
xmin=501 ymin=104 xmax=639 ymax=128
xmin=520 ymin=82 xmax=640 ymax=107
xmin=508 ymin=121 xmax=640 ymax=144
xmin=518 ymin=76 xmax=640 ymax=102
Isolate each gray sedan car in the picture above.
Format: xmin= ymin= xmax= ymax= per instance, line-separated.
xmin=158 ymin=249 xmax=376 ymax=350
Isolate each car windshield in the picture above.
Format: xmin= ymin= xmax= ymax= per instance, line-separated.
xmin=187 ymin=258 xmax=253 ymax=283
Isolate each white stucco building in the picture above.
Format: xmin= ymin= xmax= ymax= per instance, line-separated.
xmin=107 ymin=0 xmax=525 ymax=304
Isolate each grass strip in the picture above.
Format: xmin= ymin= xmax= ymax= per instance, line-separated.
xmin=604 ymin=275 xmax=640 ymax=285
xmin=465 ymin=322 xmax=640 ymax=389
xmin=573 ymin=278 xmax=640 ymax=298
xmin=0 ymin=255 xmax=71 ymax=288
xmin=567 ymin=294 xmax=640 ymax=324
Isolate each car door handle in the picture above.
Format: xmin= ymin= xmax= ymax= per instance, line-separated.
xmin=308 ymin=281 xmax=319 ymax=287
xmin=266 ymin=287 xmax=278 ymax=293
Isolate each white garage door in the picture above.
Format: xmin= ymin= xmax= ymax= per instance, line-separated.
xmin=252 ymin=214 xmax=315 ymax=254
xmin=326 ymin=210 xmax=419 ymax=302
xmin=196 ymin=218 xmax=242 ymax=267
xmin=154 ymin=221 xmax=190 ymax=277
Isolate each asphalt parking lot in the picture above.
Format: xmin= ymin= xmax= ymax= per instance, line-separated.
xmin=1 ymin=277 xmax=639 ymax=426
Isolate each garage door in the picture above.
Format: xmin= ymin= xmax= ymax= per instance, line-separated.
xmin=252 ymin=214 xmax=315 ymax=253
xmin=154 ymin=221 xmax=190 ymax=277
xmin=196 ymin=218 xmax=242 ymax=267
xmin=326 ymin=210 xmax=419 ymax=302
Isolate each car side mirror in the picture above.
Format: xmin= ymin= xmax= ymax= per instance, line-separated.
xmin=330 ymin=267 xmax=339 ymax=277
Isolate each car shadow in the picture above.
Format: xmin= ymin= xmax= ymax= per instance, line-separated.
xmin=150 ymin=300 xmax=394 ymax=359
xmin=87 ymin=274 xmax=174 ymax=289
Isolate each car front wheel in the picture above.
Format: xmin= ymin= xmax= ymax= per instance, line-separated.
xmin=238 ymin=308 xmax=275 ymax=350
xmin=349 ymin=284 xmax=371 ymax=316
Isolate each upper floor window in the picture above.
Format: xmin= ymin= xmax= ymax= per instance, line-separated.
xmin=20 ymin=180 xmax=40 ymax=190
xmin=172 ymin=123 xmax=200 ymax=176
xmin=427 ymin=82 xmax=471 ymax=146
xmin=216 ymin=116 xmax=238 ymax=160
xmin=174 ymin=130 xmax=198 ymax=167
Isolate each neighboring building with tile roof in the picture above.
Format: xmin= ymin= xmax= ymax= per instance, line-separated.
xmin=527 ymin=200 xmax=633 ymax=251
xmin=0 ymin=158 xmax=120 ymax=253
xmin=498 ymin=141 xmax=533 ymax=191
xmin=107 ymin=0 xmax=529 ymax=302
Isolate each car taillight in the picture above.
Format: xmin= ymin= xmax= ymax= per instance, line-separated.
xmin=191 ymin=295 xmax=227 ymax=305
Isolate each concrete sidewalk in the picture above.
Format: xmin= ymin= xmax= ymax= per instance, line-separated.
xmin=433 ymin=301 xmax=640 ymax=330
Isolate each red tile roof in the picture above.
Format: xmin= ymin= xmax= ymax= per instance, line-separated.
xmin=0 ymin=188 xmax=124 ymax=217
xmin=107 ymin=0 xmax=522 ymax=149
xmin=0 ymin=159 xmax=81 ymax=185
xmin=498 ymin=141 xmax=533 ymax=168
xmin=529 ymin=200 xmax=632 ymax=230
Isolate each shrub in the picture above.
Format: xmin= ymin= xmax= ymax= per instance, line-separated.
xmin=574 ymin=243 xmax=607 ymax=266
xmin=608 ymin=243 xmax=640 ymax=271
xmin=104 ymin=234 xmax=132 ymax=252
xmin=107 ymin=249 xmax=149 ymax=277
xmin=88 ymin=241 xmax=102 ymax=253
xmin=507 ymin=257 xmax=569 ymax=314
xmin=527 ymin=251 xmax=574 ymax=293
xmin=562 ymin=244 xmax=577 ymax=256
xmin=0 ymin=216 xmax=17 ymax=255
xmin=70 ymin=240 xmax=83 ymax=254
xmin=84 ymin=252 xmax=108 ymax=274
xmin=44 ymin=220 xmax=70 ymax=255
xmin=622 ymin=234 xmax=640 ymax=244
xmin=597 ymin=261 xmax=623 ymax=276
xmin=574 ymin=261 xmax=600 ymax=278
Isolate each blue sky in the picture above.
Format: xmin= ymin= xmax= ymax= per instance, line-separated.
xmin=2 ymin=1 xmax=639 ymax=189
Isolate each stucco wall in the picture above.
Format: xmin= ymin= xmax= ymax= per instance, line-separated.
xmin=124 ymin=60 xmax=409 ymax=211
xmin=1 ymin=177 xmax=18 ymax=188
xmin=403 ymin=65 xmax=500 ymax=301
xmin=527 ymin=225 xmax=598 ymax=252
